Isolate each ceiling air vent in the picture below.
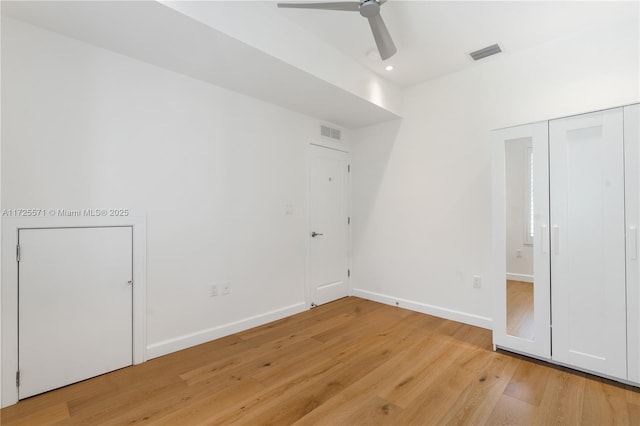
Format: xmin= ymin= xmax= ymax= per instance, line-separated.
xmin=469 ymin=43 xmax=502 ymax=61
xmin=321 ymin=125 xmax=341 ymax=141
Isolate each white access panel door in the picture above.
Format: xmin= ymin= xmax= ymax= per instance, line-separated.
xmin=309 ymin=144 xmax=349 ymax=306
xmin=550 ymin=108 xmax=627 ymax=379
xmin=625 ymin=103 xmax=640 ymax=384
xmin=18 ymin=227 xmax=133 ymax=399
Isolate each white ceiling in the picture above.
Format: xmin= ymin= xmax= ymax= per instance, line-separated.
xmin=275 ymin=0 xmax=639 ymax=87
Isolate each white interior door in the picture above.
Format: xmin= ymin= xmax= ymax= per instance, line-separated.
xmin=550 ymin=108 xmax=627 ymax=379
xmin=18 ymin=227 xmax=133 ymax=399
xmin=309 ymin=144 xmax=349 ymax=306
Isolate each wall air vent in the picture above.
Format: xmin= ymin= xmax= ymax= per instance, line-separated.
xmin=469 ymin=43 xmax=502 ymax=61
xmin=321 ymin=125 xmax=341 ymax=141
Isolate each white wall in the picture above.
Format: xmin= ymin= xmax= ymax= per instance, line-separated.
xmin=1 ymin=17 xmax=339 ymax=359
xmin=0 ymin=0 xmax=4 ymax=407
xmin=351 ymin=19 xmax=639 ymax=327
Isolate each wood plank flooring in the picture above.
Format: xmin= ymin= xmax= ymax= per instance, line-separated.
xmin=1 ymin=297 xmax=639 ymax=425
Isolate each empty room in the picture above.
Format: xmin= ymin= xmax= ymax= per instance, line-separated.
xmin=1 ymin=0 xmax=639 ymax=424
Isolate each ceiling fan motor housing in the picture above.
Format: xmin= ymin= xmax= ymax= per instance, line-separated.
xmin=359 ymin=0 xmax=380 ymax=18
xmin=276 ymin=0 xmax=395 ymax=60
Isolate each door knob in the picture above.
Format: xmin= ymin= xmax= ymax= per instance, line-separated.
xmin=311 ymin=231 xmax=324 ymax=237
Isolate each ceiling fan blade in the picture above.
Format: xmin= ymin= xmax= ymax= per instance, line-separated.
xmin=277 ymin=2 xmax=360 ymax=12
xmin=367 ymin=13 xmax=397 ymax=60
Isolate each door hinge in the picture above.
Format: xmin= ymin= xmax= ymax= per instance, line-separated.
xmin=16 ymin=244 xmax=20 ymax=263
xmin=16 ymin=370 xmax=20 ymax=387
xmin=348 ymin=269 xmax=351 ymax=277
xmin=348 ymin=164 xmax=351 ymax=173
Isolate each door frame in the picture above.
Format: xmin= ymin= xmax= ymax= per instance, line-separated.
xmin=306 ymin=137 xmax=351 ymax=308
xmin=1 ymin=215 xmax=147 ymax=408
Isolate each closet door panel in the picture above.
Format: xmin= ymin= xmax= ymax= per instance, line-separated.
xmin=626 ymin=103 xmax=640 ymax=384
xmin=492 ymin=122 xmax=551 ymax=358
xmin=550 ymin=107 xmax=626 ymax=379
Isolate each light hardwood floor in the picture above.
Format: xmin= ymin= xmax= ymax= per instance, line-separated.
xmin=1 ymin=297 xmax=639 ymax=425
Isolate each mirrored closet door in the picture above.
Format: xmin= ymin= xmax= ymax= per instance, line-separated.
xmin=492 ymin=121 xmax=551 ymax=358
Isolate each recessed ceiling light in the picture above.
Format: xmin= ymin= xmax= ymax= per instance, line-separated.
xmin=385 ymin=65 xmax=394 ymax=71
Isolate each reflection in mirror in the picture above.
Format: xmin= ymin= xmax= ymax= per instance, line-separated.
xmin=505 ymin=138 xmax=535 ymax=340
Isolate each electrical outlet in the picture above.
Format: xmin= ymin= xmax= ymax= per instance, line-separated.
xmin=473 ymin=275 xmax=481 ymax=289
xmin=222 ymin=282 xmax=231 ymax=295
xmin=209 ymin=285 xmax=218 ymax=297
xmin=516 ymin=248 xmax=523 ymax=258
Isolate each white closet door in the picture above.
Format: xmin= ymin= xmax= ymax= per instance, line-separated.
xmin=625 ymin=103 xmax=640 ymax=384
xmin=491 ymin=121 xmax=551 ymax=359
xmin=550 ymin=107 xmax=627 ymax=379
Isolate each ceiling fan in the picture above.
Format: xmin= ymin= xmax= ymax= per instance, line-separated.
xmin=277 ymin=0 xmax=397 ymax=60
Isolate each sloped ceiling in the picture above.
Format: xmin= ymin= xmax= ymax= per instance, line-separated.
xmin=1 ymin=1 xmax=401 ymax=128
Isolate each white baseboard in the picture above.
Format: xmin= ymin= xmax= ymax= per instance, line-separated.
xmin=352 ymin=288 xmax=492 ymax=330
xmin=146 ymin=302 xmax=307 ymax=359
xmin=506 ymin=273 xmax=534 ymax=283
